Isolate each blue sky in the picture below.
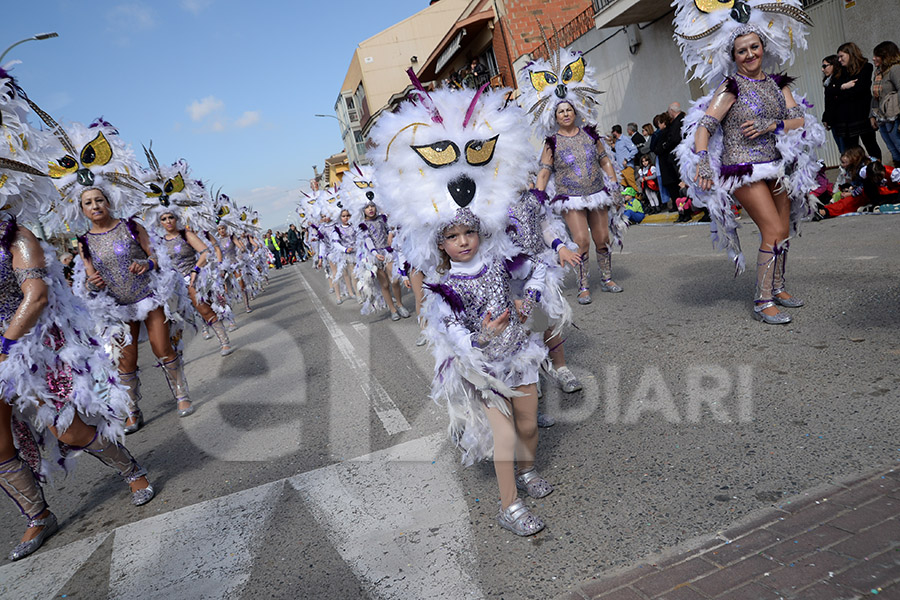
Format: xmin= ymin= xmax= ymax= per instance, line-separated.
xmin=6 ymin=0 xmax=432 ymax=232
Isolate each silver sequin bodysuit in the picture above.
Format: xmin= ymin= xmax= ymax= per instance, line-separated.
xmin=507 ymin=192 xmax=545 ymax=256
xmin=218 ymin=235 xmax=238 ymax=263
xmin=443 ymin=260 xmax=531 ymax=364
xmin=84 ymin=221 xmax=153 ymax=306
xmin=553 ymin=129 xmax=606 ymax=197
xmin=361 ymin=216 xmax=390 ymax=251
xmin=721 ymin=74 xmax=787 ymax=167
xmin=164 ymin=234 xmax=197 ymax=277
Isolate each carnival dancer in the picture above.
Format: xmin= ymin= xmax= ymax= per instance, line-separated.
xmin=214 ymin=202 xmax=253 ymax=314
xmin=36 ymin=115 xmax=195 ymax=433
xmin=344 ymin=164 xmax=408 ymax=320
xmin=1 ymin=72 xmax=154 ymax=561
xmin=672 ymin=0 xmax=825 ymax=324
xmin=139 ymin=150 xmax=235 ymax=356
xmin=329 ymin=208 xmax=360 ymax=305
xmin=519 ymin=33 xmax=628 ymax=304
xmin=372 ymin=75 xmax=554 ymax=536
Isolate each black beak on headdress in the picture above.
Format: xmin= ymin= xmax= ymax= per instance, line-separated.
xmin=365 ymin=191 xmax=375 ymax=201
xmin=448 ymin=175 xmax=476 ymax=208
xmin=160 ymin=195 xmax=170 ymax=207
xmin=76 ymin=168 xmax=95 ymax=187
xmin=555 ymin=84 xmax=568 ymax=99
xmin=731 ymin=1 xmax=751 ymax=23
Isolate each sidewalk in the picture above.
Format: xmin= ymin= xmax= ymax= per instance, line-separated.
xmin=557 ymin=466 xmax=900 ymax=600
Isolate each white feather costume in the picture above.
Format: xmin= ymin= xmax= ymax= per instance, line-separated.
xmin=672 ymin=0 xmax=826 ymax=273
xmin=370 ymin=83 xmax=548 ymax=464
xmin=0 ymin=71 xmax=130 ymax=476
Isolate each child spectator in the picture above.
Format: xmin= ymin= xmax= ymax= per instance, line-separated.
xmin=622 ymin=187 xmax=645 ymax=224
xmin=637 ymin=154 xmax=660 ymax=214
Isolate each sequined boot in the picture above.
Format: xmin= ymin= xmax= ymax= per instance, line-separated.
xmin=119 ymin=370 xmax=143 ymax=434
xmin=79 ymin=432 xmax=155 ymax=506
xmin=0 ymin=454 xmax=57 ymax=560
xmin=243 ymin=290 xmax=252 ymax=313
xmin=597 ymin=248 xmax=622 ymax=293
xmin=752 ymin=247 xmax=791 ymax=324
xmin=576 ymin=253 xmax=591 ymax=305
xmin=772 ymin=241 xmax=804 ymax=308
xmin=210 ymin=319 xmax=234 ymax=356
xmin=161 ymin=356 xmax=194 ymax=417
xmin=201 ymin=323 xmax=212 ymax=340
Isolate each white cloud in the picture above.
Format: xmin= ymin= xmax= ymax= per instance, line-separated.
xmin=187 ymin=96 xmax=224 ymax=121
xmin=181 ymin=0 xmax=214 ymax=15
xmin=107 ymin=3 xmax=155 ymax=30
xmin=235 ymin=111 xmax=261 ymax=128
xmin=211 ymin=120 xmax=226 ymax=132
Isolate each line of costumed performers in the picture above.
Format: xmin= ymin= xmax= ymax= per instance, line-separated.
xmin=0 ymin=65 xmax=266 ymax=561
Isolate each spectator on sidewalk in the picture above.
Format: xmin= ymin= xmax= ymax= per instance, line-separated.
xmin=832 ymin=42 xmax=882 ymax=160
xmin=652 ymin=103 xmax=685 ymax=212
xmin=622 ymin=187 xmax=645 ymax=224
xmin=264 ymin=230 xmax=282 ymax=269
xmin=871 ymin=41 xmax=900 ymax=165
xmin=611 ymin=124 xmax=639 ymax=192
xmin=628 ymin=122 xmax=648 ymax=156
xmin=650 ymin=113 xmax=671 ymax=210
xmin=637 ymin=154 xmax=661 ymax=214
xmin=821 ymin=54 xmax=844 ymax=153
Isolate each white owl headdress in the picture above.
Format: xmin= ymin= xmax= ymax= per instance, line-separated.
xmin=342 ymin=163 xmax=378 ymax=222
xmin=29 ymin=107 xmax=147 ymax=234
xmin=235 ymin=205 xmax=260 ymax=235
xmin=317 ymin=184 xmax=343 ymax=222
xmin=211 ymin=189 xmax=240 ymax=231
xmin=672 ymin=0 xmax=813 ymax=84
xmin=138 ymin=145 xmax=206 ymax=231
xmin=0 ymin=69 xmax=58 ymax=226
xmin=370 ymin=74 xmax=532 ymax=272
xmin=516 ymin=24 xmax=604 ymax=139
xmin=297 ymin=189 xmax=320 ymax=226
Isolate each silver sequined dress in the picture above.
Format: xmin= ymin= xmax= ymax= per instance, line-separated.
xmin=720 ymin=74 xmax=787 ymax=174
xmin=83 ymin=220 xmax=154 ymax=311
xmin=549 ymin=128 xmax=617 ymax=212
xmin=163 ymin=234 xmax=198 ymax=278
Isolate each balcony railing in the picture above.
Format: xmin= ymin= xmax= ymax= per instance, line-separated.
xmin=531 ymin=6 xmax=596 ymax=62
xmin=592 ymin=0 xmax=616 ymax=14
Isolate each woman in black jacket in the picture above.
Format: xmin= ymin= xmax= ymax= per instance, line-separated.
xmin=831 ymin=42 xmax=882 ymax=159
xmin=821 ymin=54 xmax=843 ymax=152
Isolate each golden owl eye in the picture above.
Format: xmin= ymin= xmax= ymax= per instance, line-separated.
xmin=411 ymin=140 xmax=460 ymax=168
xmin=693 ymin=0 xmax=734 ymax=13
xmin=167 ymin=173 xmax=185 ymax=194
xmin=240 ymin=212 xmax=248 ymax=221
xmin=80 ymin=132 xmax=113 ymax=167
xmin=529 ymin=71 xmax=558 ymax=93
xmin=252 ymin=217 xmax=258 ymax=225
xmin=562 ymin=57 xmax=585 ymax=84
xmin=354 ymin=181 xmax=373 ymax=189
xmin=218 ymin=206 xmax=230 ymax=217
xmin=146 ymin=183 xmax=163 ymax=198
xmin=48 ymin=155 xmax=78 ymax=179
xmin=465 ymin=135 xmax=498 ymax=167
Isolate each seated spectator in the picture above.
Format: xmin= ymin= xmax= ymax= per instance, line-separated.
xmin=637 ymin=154 xmax=661 ymax=214
xmin=622 ymin=187 xmax=645 ymax=224
xmin=675 ymin=181 xmax=693 ymax=223
xmin=815 ymin=147 xmax=872 ymax=219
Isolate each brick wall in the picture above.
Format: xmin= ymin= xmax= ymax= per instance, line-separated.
xmin=501 ymin=0 xmax=593 ymax=63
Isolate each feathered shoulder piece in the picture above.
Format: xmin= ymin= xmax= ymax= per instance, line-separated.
xmin=32 ymin=110 xmax=146 ymax=234
xmin=138 ymin=145 xmax=207 ymax=232
xmin=516 ymin=24 xmax=604 ymax=139
xmin=370 ymin=72 xmax=532 ymax=272
xmin=673 ymin=0 xmax=813 ymax=85
xmin=0 ymin=69 xmax=58 ymax=226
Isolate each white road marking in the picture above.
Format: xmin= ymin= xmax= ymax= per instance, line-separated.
xmin=351 ymin=321 xmax=368 ymax=335
xmin=290 ymin=433 xmax=483 ymax=600
xmin=0 ymin=531 xmax=110 ymax=600
xmin=107 ymin=480 xmax=284 ymax=600
xmin=293 ymin=268 xmax=411 ymax=435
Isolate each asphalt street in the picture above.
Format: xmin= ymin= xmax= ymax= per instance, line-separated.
xmin=1 ymin=214 xmax=898 ymax=600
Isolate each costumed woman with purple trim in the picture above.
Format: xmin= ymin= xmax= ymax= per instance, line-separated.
xmin=673 ymin=0 xmax=826 ymax=324
xmin=0 ymin=72 xmax=153 ymax=562
xmin=518 ymin=37 xmax=627 ymax=305
xmin=37 ymin=115 xmax=195 ymax=433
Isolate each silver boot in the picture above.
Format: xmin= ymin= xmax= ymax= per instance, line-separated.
xmin=118 ymin=370 xmax=143 ymax=434
xmin=753 ymin=247 xmax=791 ymax=324
xmin=597 ymin=248 xmax=623 ymax=293
xmin=576 ymin=253 xmax=591 ymax=305
xmin=162 ymin=356 xmax=194 ymax=417
xmin=772 ymin=241 xmax=804 ymax=308
xmin=497 ymin=498 xmax=545 ymax=536
xmin=0 ymin=455 xmax=56 ymax=561
xmin=210 ymin=320 xmax=235 ymax=356
xmin=80 ymin=433 xmax=155 ymax=506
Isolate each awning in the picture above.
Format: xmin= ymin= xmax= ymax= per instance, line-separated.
xmin=593 ymin=0 xmax=672 ymax=28
xmin=417 ymin=8 xmax=495 ymax=83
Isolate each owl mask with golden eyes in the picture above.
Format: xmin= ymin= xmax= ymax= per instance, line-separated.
xmin=370 ymin=82 xmax=533 ymax=273
xmin=516 ymin=23 xmax=605 ymax=140
xmin=342 ymin=163 xmax=378 ymax=222
xmin=672 ymin=0 xmax=813 ymax=85
xmin=29 ymin=106 xmax=147 ymax=234
xmin=138 ymin=144 xmax=207 ymax=232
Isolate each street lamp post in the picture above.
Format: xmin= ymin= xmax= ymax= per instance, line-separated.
xmin=0 ymin=32 xmax=59 ymax=64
